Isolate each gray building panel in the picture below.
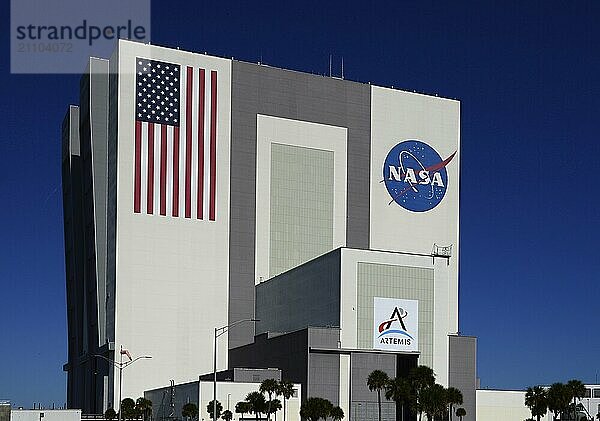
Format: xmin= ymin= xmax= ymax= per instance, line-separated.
xmin=229 ymin=61 xmax=371 ymax=349
xmin=255 ymin=249 xmax=341 ymax=336
xmin=448 ymin=335 xmax=476 ymax=421
xmin=308 ymin=353 xmax=340 ymax=406
xmin=62 ymin=58 xmax=112 ymax=413
xmin=88 ymin=58 xmax=110 ymax=347
xmin=62 ymin=105 xmax=84 ymax=410
xmin=351 ymin=353 xmax=397 ymax=421
xmin=229 ymin=330 xmax=310 ymax=402
xmin=145 ymin=381 xmax=199 ymax=421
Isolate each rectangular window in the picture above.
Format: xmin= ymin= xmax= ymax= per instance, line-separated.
xmin=585 ymin=388 xmax=591 ymax=398
xmin=593 ymin=389 xmax=600 ymax=398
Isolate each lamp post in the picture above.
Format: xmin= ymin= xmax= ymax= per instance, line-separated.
xmin=95 ymin=346 xmax=152 ymax=421
xmin=213 ymin=319 xmax=258 ymax=421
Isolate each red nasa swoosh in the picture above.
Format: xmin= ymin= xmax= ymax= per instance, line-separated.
xmin=387 ymin=150 xmax=457 ymax=203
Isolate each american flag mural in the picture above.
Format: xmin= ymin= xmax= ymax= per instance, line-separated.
xmin=134 ymin=58 xmax=218 ymax=220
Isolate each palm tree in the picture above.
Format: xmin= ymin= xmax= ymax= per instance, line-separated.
xmin=136 ymin=397 xmax=153 ymax=421
xmin=222 ymin=410 xmax=234 ymax=421
xmin=408 ymin=366 xmax=435 ymax=421
xmin=121 ymin=398 xmax=137 ymax=420
xmin=268 ymin=399 xmax=282 ymax=421
xmin=330 ymin=406 xmax=344 ymax=421
xmin=104 ymin=408 xmax=117 ymax=420
xmin=260 ymin=379 xmax=280 ymax=421
xmin=567 ymin=379 xmax=587 ymax=419
xmin=246 ymin=391 xmax=267 ymax=421
xmin=547 ymin=383 xmax=571 ymax=420
xmin=278 ymin=380 xmax=295 ymax=421
xmin=525 ymin=386 xmax=547 ymax=421
xmin=419 ymin=384 xmax=447 ymax=421
xmin=455 ymin=407 xmax=466 ymax=421
xmin=367 ymin=370 xmax=390 ymax=421
xmin=385 ymin=377 xmax=412 ymax=421
xmin=445 ymin=387 xmax=463 ymax=421
xmin=299 ymin=397 xmax=332 ymax=421
xmin=182 ymin=403 xmax=199 ymax=421
xmin=208 ymin=400 xmax=224 ymax=420
xmin=236 ymin=401 xmax=252 ymax=420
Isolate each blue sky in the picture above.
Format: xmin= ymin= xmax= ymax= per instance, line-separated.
xmin=1 ymin=0 xmax=599 ymax=408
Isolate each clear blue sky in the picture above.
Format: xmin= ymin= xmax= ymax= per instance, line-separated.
xmin=1 ymin=0 xmax=599 ymax=409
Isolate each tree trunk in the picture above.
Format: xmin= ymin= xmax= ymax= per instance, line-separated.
xmin=449 ymin=405 xmax=453 ymax=421
xmin=283 ymin=399 xmax=286 ymax=421
xmin=378 ymin=390 xmax=382 ymax=421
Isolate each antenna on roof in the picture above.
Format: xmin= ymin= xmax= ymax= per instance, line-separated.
xmin=329 ymin=54 xmax=332 ymax=77
xmin=341 ymin=57 xmax=344 ymax=79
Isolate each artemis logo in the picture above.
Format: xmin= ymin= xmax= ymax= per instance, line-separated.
xmin=383 ymin=140 xmax=457 ymax=212
xmin=377 ymin=307 xmax=413 ymax=346
xmin=373 ymin=298 xmax=418 ymax=351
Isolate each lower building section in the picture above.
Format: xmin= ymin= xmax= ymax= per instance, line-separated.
xmin=229 ymin=327 xmax=419 ymax=421
xmin=476 ymin=385 xmax=600 ymax=421
xmin=449 ymin=335 xmax=477 ymax=421
xmin=144 ymin=369 xmax=302 ymax=421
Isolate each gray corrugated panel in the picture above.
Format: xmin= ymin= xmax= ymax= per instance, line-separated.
xmin=229 ymin=61 xmax=371 ymax=350
xmin=255 ymin=250 xmax=341 ymax=336
xmin=449 ymin=335 xmax=477 ymax=421
xmin=88 ymin=58 xmax=110 ymax=347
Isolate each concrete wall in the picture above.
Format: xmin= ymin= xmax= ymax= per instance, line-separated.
xmin=229 ymin=61 xmax=371 ymax=348
xmin=229 ymin=330 xmax=309 ymax=402
xmin=255 ymin=249 xmax=341 ymax=335
xmin=112 ymin=40 xmax=232 ymax=404
xmin=369 ymin=87 xmax=460 ymax=334
xmin=351 ymin=353 xmax=396 ymax=421
xmin=339 ymin=249 xmax=451 ymax=386
xmin=198 ymin=381 xmax=301 ymax=421
xmin=145 ymin=380 xmax=199 ymax=421
xmin=449 ymin=335 xmax=476 ymax=421
xmin=476 ymin=390 xmax=530 ymax=421
xmin=10 ymin=410 xmax=81 ymax=421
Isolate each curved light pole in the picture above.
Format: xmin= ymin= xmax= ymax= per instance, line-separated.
xmin=95 ymin=346 xmax=152 ymax=421
xmin=213 ymin=319 xmax=258 ymax=421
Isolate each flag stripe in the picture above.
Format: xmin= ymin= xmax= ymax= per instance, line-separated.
xmin=160 ymin=124 xmax=167 ymax=216
xmin=197 ymin=68 xmax=205 ymax=220
xmin=147 ymin=123 xmax=155 ymax=214
xmin=172 ymin=126 xmax=180 ymax=217
xmin=209 ymin=70 xmax=217 ymax=221
xmin=185 ymin=66 xmax=194 ymax=218
xmin=134 ymin=120 xmax=142 ymax=213
xmin=140 ymin=122 xmax=148 ymax=212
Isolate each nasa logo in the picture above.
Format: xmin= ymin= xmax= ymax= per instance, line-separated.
xmin=383 ymin=140 xmax=457 ymax=212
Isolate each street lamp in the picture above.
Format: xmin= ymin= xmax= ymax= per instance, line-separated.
xmin=213 ymin=319 xmax=258 ymax=421
xmin=95 ymin=346 xmax=152 ymax=421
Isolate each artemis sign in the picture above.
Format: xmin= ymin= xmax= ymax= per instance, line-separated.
xmin=373 ymin=297 xmax=418 ymax=352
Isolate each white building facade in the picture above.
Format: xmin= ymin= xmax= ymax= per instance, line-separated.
xmin=61 ymin=39 xmax=466 ymax=418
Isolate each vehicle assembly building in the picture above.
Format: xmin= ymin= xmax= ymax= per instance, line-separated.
xmin=61 ymin=39 xmax=475 ymax=421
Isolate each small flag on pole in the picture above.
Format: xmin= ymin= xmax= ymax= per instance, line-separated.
xmin=120 ymin=348 xmax=133 ymax=362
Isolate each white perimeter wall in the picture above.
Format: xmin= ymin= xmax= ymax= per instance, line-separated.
xmin=113 ymin=40 xmax=231 ymax=404
xmin=369 ymin=87 xmax=460 ymax=334
xmin=11 ymin=410 xmax=82 ymax=421
xmin=476 ymin=390 xmax=531 ymax=421
xmin=198 ymin=381 xmax=302 ymax=421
